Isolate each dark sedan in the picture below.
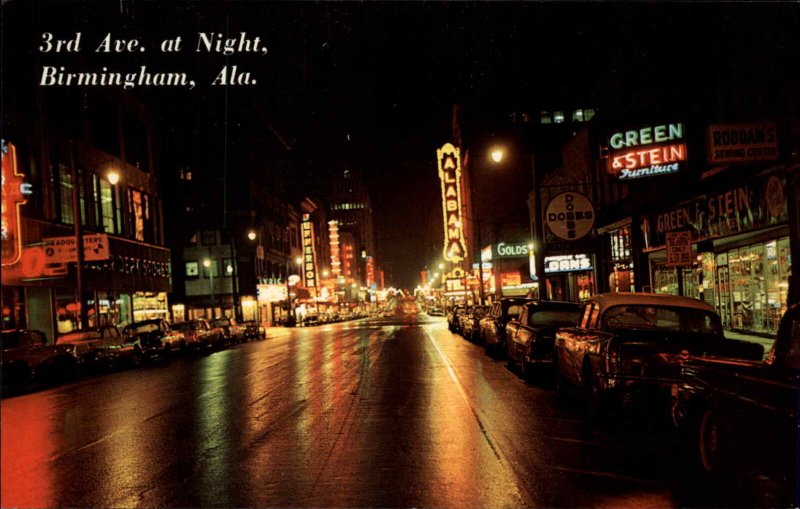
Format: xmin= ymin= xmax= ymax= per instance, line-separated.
xmin=672 ymin=303 xmax=798 ymax=486
xmin=554 ymin=293 xmax=764 ymax=421
xmin=478 ymin=298 xmax=533 ymax=358
xmin=505 ymin=301 xmax=581 ymax=380
xmin=122 ymin=319 xmax=187 ymax=355
xmin=2 ymin=329 xmax=79 ymax=392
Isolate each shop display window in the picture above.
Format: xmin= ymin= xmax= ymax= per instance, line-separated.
xmin=724 ymin=236 xmax=790 ymax=334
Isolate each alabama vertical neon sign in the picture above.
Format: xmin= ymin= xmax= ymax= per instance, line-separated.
xmin=437 ymin=143 xmax=467 ymax=263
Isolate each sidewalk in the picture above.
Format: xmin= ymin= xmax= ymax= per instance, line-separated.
xmin=725 ymin=330 xmax=776 ymax=358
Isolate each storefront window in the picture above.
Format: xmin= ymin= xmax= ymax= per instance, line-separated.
xmin=55 ymin=288 xmax=79 ymax=334
xmin=723 ymin=237 xmax=790 ymax=334
xmin=132 ymin=291 xmax=169 ymax=322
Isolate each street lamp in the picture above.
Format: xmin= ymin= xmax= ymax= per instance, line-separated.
xmin=490 ymin=147 xmax=546 ymax=300
xmin=247 ymin=229 xmax=257 ymax=241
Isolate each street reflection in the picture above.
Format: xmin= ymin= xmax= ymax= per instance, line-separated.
xmin=1 ymin=394 xmax=56 ymax=507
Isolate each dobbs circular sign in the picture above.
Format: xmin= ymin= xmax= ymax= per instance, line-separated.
xmin=545 ymin=192 xmax=595 ymax=241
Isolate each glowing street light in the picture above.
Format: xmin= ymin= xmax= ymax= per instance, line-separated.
xmin=107 ymin=169 xmax=120 ymax=185
xmin=294 ymin=256 xmax=303 ymax=266
xmin=247 ymin=229 xmax=257 ymax=241
xmin=202 ymin=258 xmax=211 ymax=268
xmin=490 ymin=148 xmax=504 ymax=164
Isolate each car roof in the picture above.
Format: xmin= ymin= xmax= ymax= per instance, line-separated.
xmin=522 ymin=300 xmax=581 ymax=309
xmin=586 ymin=292 xmax=715 ymax=312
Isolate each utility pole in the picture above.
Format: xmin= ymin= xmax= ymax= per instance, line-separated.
xmin=70 ymin=141 xmax=87 ymax=328
xmin=531 ymin=152 xmax=547 ymax=300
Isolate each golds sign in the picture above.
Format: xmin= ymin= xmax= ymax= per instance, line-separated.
xmin=301 ymin=213 xmax=317 ymax=288
xmin=437 ymin=143 xmax=467 ymax=263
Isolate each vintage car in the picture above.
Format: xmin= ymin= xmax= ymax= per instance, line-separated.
xmin=461 ymin=306 xmax=489 ymax=341
xmin=122 ymin=319 xmax=187 ymax=354
xmin=58 ymin=325 xmax=141 ymax=370
xmin=240 ymin=320 xmax=267 ymax=340
xmin=446 ymin=305 xmax=466 ymax=333
xmin=1 ymin=329 xmax=79 ymax=392
xmin=172 ymin=319 xmax=225 ymax=350
xmin=479 ymin=297 xmax=534 ymax=357
xmin=671 ymin=303 xmax=798 ymax=483
xmin=209 ymin=317 xmax=246 ymax=343
xmin=505 ymin=301 xmax=582 ymax=379
xmin=554 ymin=293 xmax=764 ymax=419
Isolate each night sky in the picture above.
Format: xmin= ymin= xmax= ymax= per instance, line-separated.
xmin=5 ymin=1 xmax=800 ymax=288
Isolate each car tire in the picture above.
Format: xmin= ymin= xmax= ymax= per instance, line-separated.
xmin=132 ymin=348 xmax=144 ymax=368
xmin=698 ymin=408 xmax=732 ymax=476
xmin=583 ymin=365 xmax=604 ymax=422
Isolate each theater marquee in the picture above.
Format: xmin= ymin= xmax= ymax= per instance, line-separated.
xmin=437 ymin=143 xmax=467 ymax=263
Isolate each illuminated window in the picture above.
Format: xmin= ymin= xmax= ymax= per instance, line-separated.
xmin=554 ymin=111 xmax=565 ymax=123
xmin=203 ymin=259 xmax=219 ymax=278
xmin=540 ymin=111 xmax=552 ymax=124
xmin=58 ymin=163 xmax=74 ymax=224
xmin=185 ymin=261 xmax=199 ymax=278
xmin=585 ymin=109 xmax=596 ymax=121
xmin=572 ymin=110 xmax=584 ymax=122
xmin=100 ymin=179 xmax=115 ymax=233
xmin=128 ymin=188 xmax=145 ymax=241
xmin=223 ymin=258 xmax=235 ymax=277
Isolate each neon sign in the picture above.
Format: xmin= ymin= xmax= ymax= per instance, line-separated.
xmin=2 ymin=140 xmax=32 ymax=266
xmin=301 ymin=213 xmax=317 ymax=288
xmin=328 ymin=220 xmax=341 ymax=277
xmin=607 ymin=123 xmax=687 ymax=180
xmin=437 ymin=143 xmax=467 ymax=263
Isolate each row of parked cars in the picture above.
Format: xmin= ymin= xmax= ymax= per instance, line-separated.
xmin=1 ymin=317 xmax=267 ymax=394
xmin=447 ymin=293 xmax=799 ymax=483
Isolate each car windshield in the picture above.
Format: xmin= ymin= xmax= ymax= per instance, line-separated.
xmin=210 ymin=319 xmax=230 ymax=328
xmin=601 ymin=305 xmax=721 ymax=335
xmin=59 ymin=330 xmax=102 ymax=342
xmin=125 ymin=323 xmax=160 ymax=335
xmin=528 ymin=308 xmax=581 ymax=327
xmin=506 ymin=305 xmax=524 ymax=318
xmin=173 ymin=322 xmax=200 ymax=332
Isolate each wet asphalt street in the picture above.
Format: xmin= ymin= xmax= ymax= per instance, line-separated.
xmin=0 ymin=316 xmax=788 ymax=508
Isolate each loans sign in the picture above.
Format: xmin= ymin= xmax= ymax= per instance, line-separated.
xmin=608 ymin=123 xmax=687 ymax=180
xmin=666 ymin=231 xmax=692 ymax=267
xmin=2 ymin=140 xmax=33 ymax=266
xmin=437 ymin=143 xmax=467 ymax=263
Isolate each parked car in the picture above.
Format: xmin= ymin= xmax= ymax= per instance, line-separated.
xmin=301 ymin=315 xmax=320 ymax=327
xmin=671 ymin=303 xmax=798 ymax=482
xmin=462 ymin=306 xmax=489 ymax=341
xmin=554 ymin=293 xmax=764 ymax=420
xmin=122 ymin=319 xmax=187 ymax=355
xmin=447 ymin=305 xmax=466 ymax=332
xmin=240 ymin=320 xmax=267 ymax=340
xmin=209 ymin=317 xmax=246 ymax=344
xmin=172 ymin=319 xmax=225 ymax=350
xmin=1 ymin=329 xmax=79 ymax=392
xmin=456 ymin=306 xmax=475 ymax=335
xmin=428 ymin=307 xmax=444 ymax=317
xmin=58 ymin=324 xmax=142 ymax=370
xmin=479 ymin=298 xmax=533 ymax=357
xmin=505 ymin=301 xmax=582 ymax=379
